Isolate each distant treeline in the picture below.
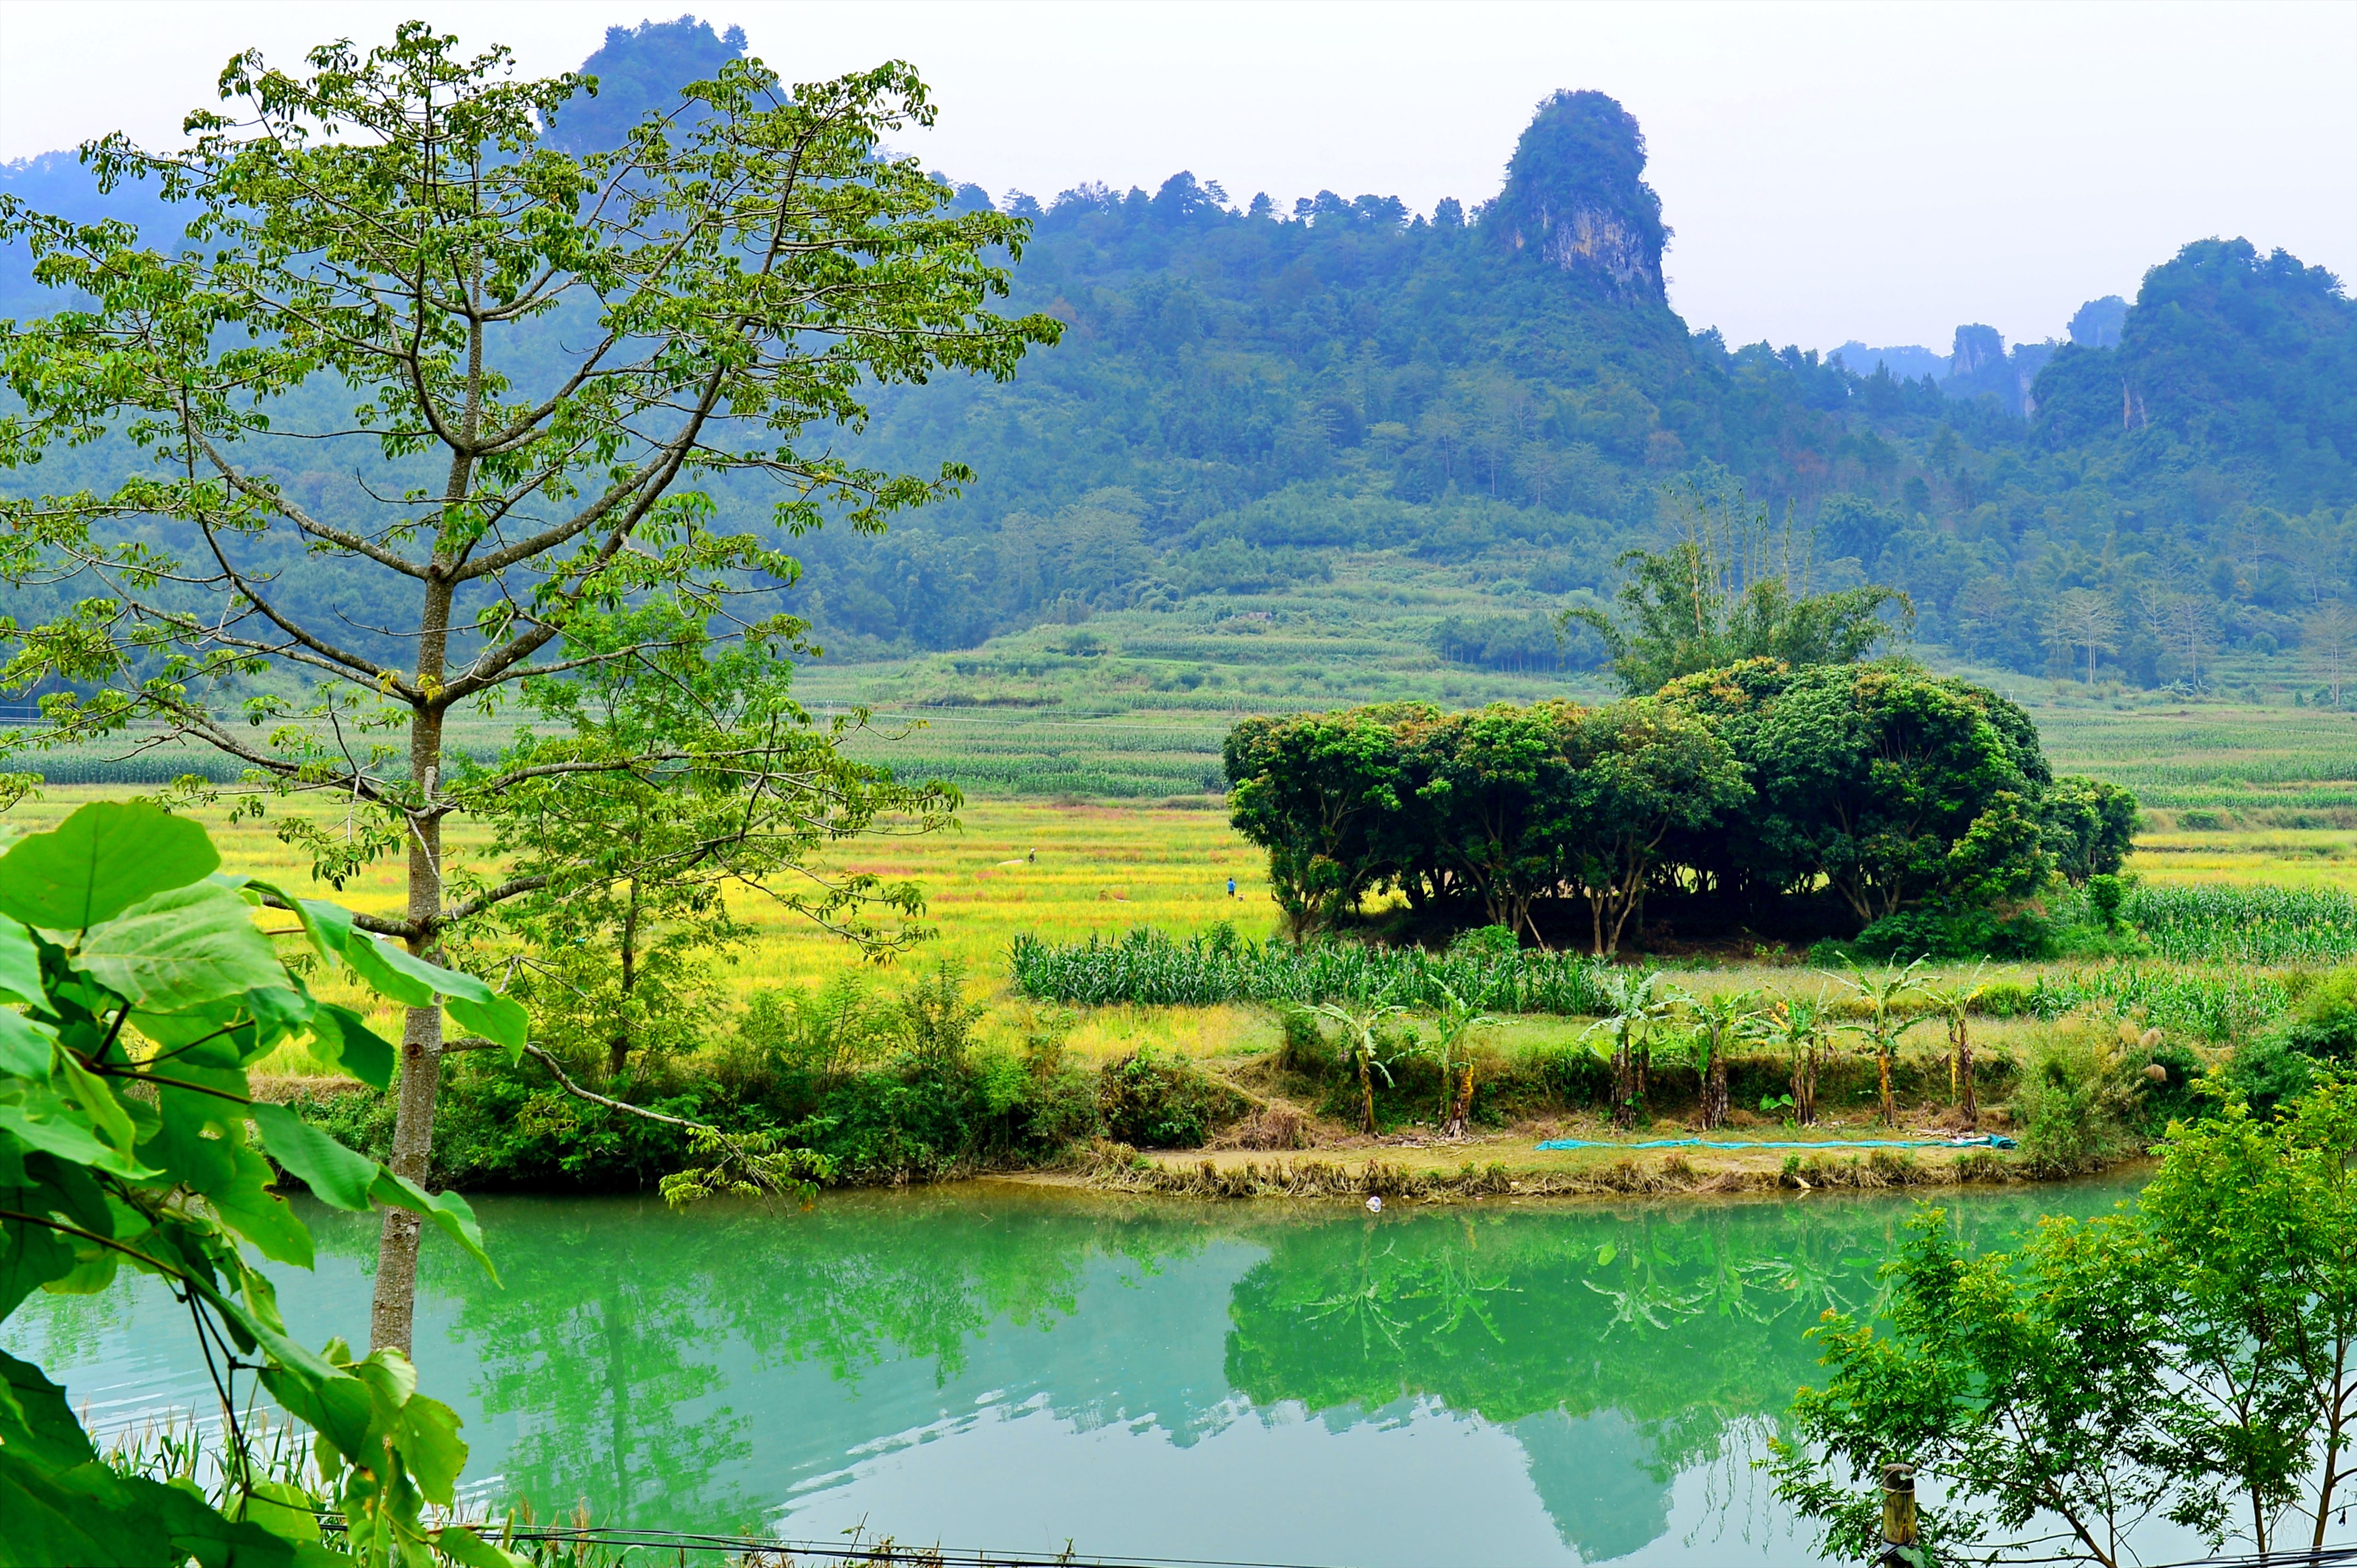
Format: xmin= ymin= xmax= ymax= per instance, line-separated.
xmin=1222 ymin=659 xmax=2135 ymax=952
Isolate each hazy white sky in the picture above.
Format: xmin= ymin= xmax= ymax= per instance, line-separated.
xmin=2 ymin=1 xmax=2351 ymax=353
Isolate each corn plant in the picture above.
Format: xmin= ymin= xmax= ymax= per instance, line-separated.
xmin=2125 ymin=885 xmax=2357 ymax=965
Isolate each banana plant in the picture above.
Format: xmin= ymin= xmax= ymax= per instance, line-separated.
xmin=1582 ymin=968 xmax=1685 ymax=1130
xmin=1310 ymin=998 xmax=1408 ymax=1135
xmin=1681 ymin=989 xmax=1762 ymax=1131
xmin=1916 ymin=964 xmax=1993 ymax=1128
xmin=1824 ymin=954 xmax=1934 ymax=1127
xmin=1762 ymin=990 xmax=1833 ymax=1126
xmin=1425 ymin=985 xmax=1497 ymax=1139
xmin=0 ymin=800 xmax=527 ymax=1565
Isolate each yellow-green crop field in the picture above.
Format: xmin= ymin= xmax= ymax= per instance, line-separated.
xmin=13 ymin=756 xmax=2357 ymax=1075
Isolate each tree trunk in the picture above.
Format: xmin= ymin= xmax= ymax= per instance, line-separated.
xmin=608 ymin=877 xmax=642 ymax=1078
xmin=1957 ymin=1017 xmax=1977 ymax=1129
xmin=1357 ymin=1049 xmax=1376 ymax=1136
xmin=371 ymin=563 xmax=455 ymax=1355
xmin=1612 ymin=1039 xmax=1635 ymax=1130
xmin=1794 ymin=1046 xmax=1817 ymax=1126
xmin=1702 ymin=1047 xmax=1728 ymax=1131
xmin=371 ymin=698 xmax=448 ymax=1356
xmin=1877 ymin=1043 xmax=1896 ymax=1128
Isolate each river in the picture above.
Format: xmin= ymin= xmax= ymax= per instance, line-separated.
xmin=7 ymin=1176 xmax=2156 ymax=1566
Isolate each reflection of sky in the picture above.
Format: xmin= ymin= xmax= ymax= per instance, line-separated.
xmin=2 ymin=1184 xmax=2221 ymax=1568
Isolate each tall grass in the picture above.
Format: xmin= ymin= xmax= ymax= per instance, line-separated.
xmin=2124 ymin=884 xmax=2357 ymax=964
xmin=1009 ymin=926 xmax=1618 ymax=1013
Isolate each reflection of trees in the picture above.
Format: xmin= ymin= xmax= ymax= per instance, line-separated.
xmin=325 ymin=1191 xmax=1211 ymax=1531
xmin=282 ymin=1181 xmax=2126 ymax=1554
xmin=1226 ymin=1188 xmax=2102 ymax=1561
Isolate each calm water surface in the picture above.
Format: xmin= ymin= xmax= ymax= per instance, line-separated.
xmin=7 ymin=1177 xmax=2152 ymax=1566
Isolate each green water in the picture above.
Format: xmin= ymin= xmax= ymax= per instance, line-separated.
xmin=5 ymin=1178 xmax=2149 ymax=1566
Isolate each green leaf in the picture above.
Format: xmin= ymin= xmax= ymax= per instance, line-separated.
xmin=370 ymin=1167 xmax=496 ymax=1281
xmin=0 ymin=917 xmax=40 ymax=1007
xmin=445 ymin=991 xmax=529 ymax=1059
xmin=0 ymin=1055 xmax=156 ymax=1179
xmin=390 ymin=1390 xmax=469 ymax=1506
xmin=0 ymin=1012 xmax=54 ymax=1080
xmin=435 ymin=1523 xmax=528 ymax=1568
xmin=201 ymin=1139 xmax=313 ymax=1270
xmin=0 ymin=1348 xmax=96 ymax=1470
xmin=76 ymin=882 xmax=285 ymax=1014
xmin=311 ymin=1004 xmax=396 ymax=1090
xmin=247 ymin=1103 xmax=376 ymax=1211
xmin=0 ymin=799 xmax=217 ymax=932
xmin=237 ymin=1479 xmax=323 ymax=1545
xmin=321 ymin=915 xmax=527 ymax=1056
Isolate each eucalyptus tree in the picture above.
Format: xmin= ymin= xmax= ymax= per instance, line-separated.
xmin=0 ymin=25 xmax=1056 ymax=1351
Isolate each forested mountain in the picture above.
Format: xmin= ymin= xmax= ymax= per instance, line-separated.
xmin=3 ymin=15 xmax=2350 ymax=692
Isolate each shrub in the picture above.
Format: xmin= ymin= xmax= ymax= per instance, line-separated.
xmin=1098 ymin=1048 xmax=1247 ymax=1148
xmin=2007 ymin=1026 xmax=2149 ymax=1176
xmin=2283 ymin=967 xmax=2357 ymax=1060
xmin=1853 ymin=905 xmax=2057 ymax=961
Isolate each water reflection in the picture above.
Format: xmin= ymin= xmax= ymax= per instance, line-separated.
xmin=7 ymin=1180 xmax=2136 ymax=1566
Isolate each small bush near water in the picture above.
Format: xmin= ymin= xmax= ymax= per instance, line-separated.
xmin=1010 ymin=924 xmax=1618 ymax=1012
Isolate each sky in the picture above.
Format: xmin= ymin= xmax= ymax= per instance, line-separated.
xmin=2 ymin=0 xmax=2351 ymax=354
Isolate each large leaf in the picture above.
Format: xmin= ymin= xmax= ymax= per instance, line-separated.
xmin=309 ymin=1004 xmax=396 ymax=1090
xmin=0 ymin=917 xmax=40 ymax=1007
xmin=0 ymin=1012 xmax=54 ymax=1080
xmin=77 ymin=883 xmax=285 ymax=1014
xmin=308 ymin=903 xmax=529 ymax=1057
xmin=0 ymin=800 xmax=217 ymax=932
xmin=247 ymin=1103 xmax=376 ymax=1211
xmin=0 ymin=1074 xmax=159 ymax=1180
xmin=445 ymin=991 xmax=529 ymax=1059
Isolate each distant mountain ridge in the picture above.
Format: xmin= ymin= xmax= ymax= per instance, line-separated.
xmin=1 ymin=16 xmax=2349 ymax=693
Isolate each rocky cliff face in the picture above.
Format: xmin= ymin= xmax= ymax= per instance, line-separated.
xmin=1490 ymin=91 xmax=1669 ymax=305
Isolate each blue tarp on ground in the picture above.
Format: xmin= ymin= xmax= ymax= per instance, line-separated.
xmin=1532 ymin=1134 xmax=2019 ymax=1151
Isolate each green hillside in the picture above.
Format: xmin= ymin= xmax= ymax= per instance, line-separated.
xmin=2 ymin=14 xmax=2350 ymax=772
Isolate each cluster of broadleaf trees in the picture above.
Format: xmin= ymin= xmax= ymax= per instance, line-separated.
xmin=1225 ymin=655 xmax=2136 ymax=955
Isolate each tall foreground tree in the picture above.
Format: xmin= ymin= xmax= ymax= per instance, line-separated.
xmin=0 ymin=25 xmax=1056 ymax=1351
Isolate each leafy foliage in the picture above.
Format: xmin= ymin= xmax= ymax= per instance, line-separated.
xmin=0 ymin=799 xmax=522 ymax=1565
xmin=1222 ymin=661 xmax=2113 ymax=949
xmin=1776 ymin=1081 xmax=2357 ymax=1564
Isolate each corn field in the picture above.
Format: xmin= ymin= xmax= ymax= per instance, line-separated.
xmin=2016 ymin=963 xmax=2293 ymax=1042
xmin=1008 ymin=927 xmax=1619 ymax=1013
xmin=2124 ymin=885 xmax=2357 ymax=965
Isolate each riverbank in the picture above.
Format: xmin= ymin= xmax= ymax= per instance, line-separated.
xmin=1029 ymin=1123 xmax=2040 ymax=1201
